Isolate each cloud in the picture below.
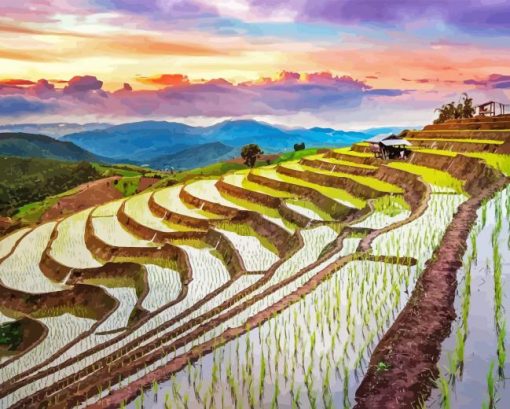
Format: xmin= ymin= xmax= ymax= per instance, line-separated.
xmin=248 ymin=0 xmax=510 ymax=35
xmin=0 ymin=79 xmax=36 ymax=87
xmin=464 ymin=73 xmax=510 ymax=89
xmin=0 ymin=96 xmax=54 ymax=117
xmin=0 ymin=71 xmax=410 ymax=120
xmin=137 ymin=74 xmax=190 ymax=87
xmin=63 ymin=76 xmax=103 ymax=95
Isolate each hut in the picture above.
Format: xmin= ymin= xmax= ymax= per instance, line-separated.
xmin=476 ymin=101 xmax=508 ymax=117
xmin=365 ymin=134 xmax=411 ymax=160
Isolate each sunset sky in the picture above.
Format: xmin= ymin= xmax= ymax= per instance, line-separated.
xmin=1 ymin=0 xmax=509 ymax=129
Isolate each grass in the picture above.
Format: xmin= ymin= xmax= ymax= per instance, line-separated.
xmin=14 ymin=185 xmax=82 ymax=224
xmin=114 ymin=176 xmax=142 ymax=197
xmin=274 ymin=148 xmax=322 ymax=163
xmin=388 ymin=162 xmax=465 ymax=193
xmin=464 ymin=153 xmax=510 ymax=176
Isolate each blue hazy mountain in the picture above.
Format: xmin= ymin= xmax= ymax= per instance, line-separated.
xmin=0 ymin=123 xmax=111 ymax=138
xmin=62 ymin=120 xmax=368 ymax=164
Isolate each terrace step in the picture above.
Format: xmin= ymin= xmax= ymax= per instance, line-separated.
xmin=406 ymin=130 xmax=509 ymax=141
xmin=423 ymin=121 xmax=510 ymax=131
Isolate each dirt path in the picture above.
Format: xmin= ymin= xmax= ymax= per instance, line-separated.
xmin=354 ymin=176 xmax=509 ymax=408
xmin=42 ymin=177 xmax=122 ymax=221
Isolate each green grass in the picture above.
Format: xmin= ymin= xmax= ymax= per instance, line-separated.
xmin=114 ymin=176 xmax=142 ymax=197
xmin=388 ymin=162 xmax=465 ymax=193
xmin=274 ymin=148 xmax=322 ymax=163
xmin=464 ymin=153 xmax=510 ymax=176
xmin=332 ymin=147 xmax=373 ymax=158
xmin=14 ymin=185 xmax=82 ymax=224
xmin=91 ymin=163 xmax=142 ymax=178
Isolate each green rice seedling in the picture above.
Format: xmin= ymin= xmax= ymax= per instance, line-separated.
xmin=497 ymin=320 xmax=507 ymax=379
xmin=436 ymin=371 xmax=451 ymax=409
xmin=486 ymin=361 xmax=496 ymax=408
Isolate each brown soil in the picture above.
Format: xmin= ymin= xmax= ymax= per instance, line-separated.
xmin=137 ymin=177 xmax=160 ymax=192
xmin=42 ymin=177 xmax=123 ymax=222
xmin=354 ymin=175 xmax=509 ymax=408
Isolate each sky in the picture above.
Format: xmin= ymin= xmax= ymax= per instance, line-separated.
xmin=0 ymin=0 xmax=509 ymax=129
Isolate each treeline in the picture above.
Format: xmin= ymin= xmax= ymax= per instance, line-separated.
xmin=0 ymin=157 xmax=101 ymax=216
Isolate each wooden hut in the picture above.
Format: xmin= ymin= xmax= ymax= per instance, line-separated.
xmin=365 ymin=134 xmax=411 ymax=160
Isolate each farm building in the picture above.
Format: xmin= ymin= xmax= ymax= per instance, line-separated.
xmin=365 ymin=133 xmax=412 ymax=160
xmin=476 ymin=101 xmax=510 ymax=117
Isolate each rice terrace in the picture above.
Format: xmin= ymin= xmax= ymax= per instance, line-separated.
xmin=1 ymin=1 xmax=510 ymax=408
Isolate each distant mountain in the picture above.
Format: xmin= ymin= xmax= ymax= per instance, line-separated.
xmin=61 ymin=121 xmax=207 ymax=160
xmin=0 ymin=133 xmax=112 ymax=163
xmin=0 ymin=123 xmax=111 ymax=138
xmin=62 ymin=119 xmax=368 ymax=165
xmin=359 ymin=127 xmax=411 ymax=137
xmin=149 ymin=142 xmax=236 ymax=170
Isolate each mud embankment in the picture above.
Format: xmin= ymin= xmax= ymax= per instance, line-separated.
xmin=354 ymin=175 xmax=509 ymax=408
xmin=203 ymin=229 xmax=247 ymax=276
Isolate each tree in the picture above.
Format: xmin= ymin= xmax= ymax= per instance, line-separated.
xmin=434 ymin=93 xmax=475 ymax=124
xmin=241 ymin=144 xmax=263 ymax=168
xmin=294 ymin=142 xmax=305 ymax=151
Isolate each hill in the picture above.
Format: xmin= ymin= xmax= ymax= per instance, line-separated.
xmin=61 ymin=120 xmax=367 ymax=165
xmin=0 ymin=133 xmax=112 ymax=163
xmin=148 ymin=142 xmax=236 ymax=170
xmin=0 ymin=122 xmax=111 ymax=138
xmin=61 ymin=121 xmax=206 ymax=161
xmin=0 ymin=157 xmax=101 ymax=216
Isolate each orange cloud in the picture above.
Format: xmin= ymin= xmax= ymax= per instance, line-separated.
xmin=0 ymin=79 xmax=35 ymax=86
xmin=137 ymin=74 xmax=190 ymax=87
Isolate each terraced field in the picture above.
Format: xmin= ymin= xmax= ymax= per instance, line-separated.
xmin=0 ymin=116 xmax=509 ymax=408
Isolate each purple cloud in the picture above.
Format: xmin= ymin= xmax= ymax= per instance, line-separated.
xmin=63 ymin=75 xmax=103 ymax=95
xmin=464 ymin=73 xmax=510 ymax=89
xmin=0 ymin=72 xmax=407 ymax=119
xmin=0 ymin=96 xmax=54 ymax=116
xmin=249 ymin=0 xmax=510 ymax=35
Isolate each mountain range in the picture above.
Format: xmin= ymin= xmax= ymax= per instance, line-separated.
xmin=0 ymin=120 xmax=412 ymax=169
xmin=0 ymin=133 xmax=111 ymax=163
xmin=60 ymin=120 xmax=370 ymax=164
